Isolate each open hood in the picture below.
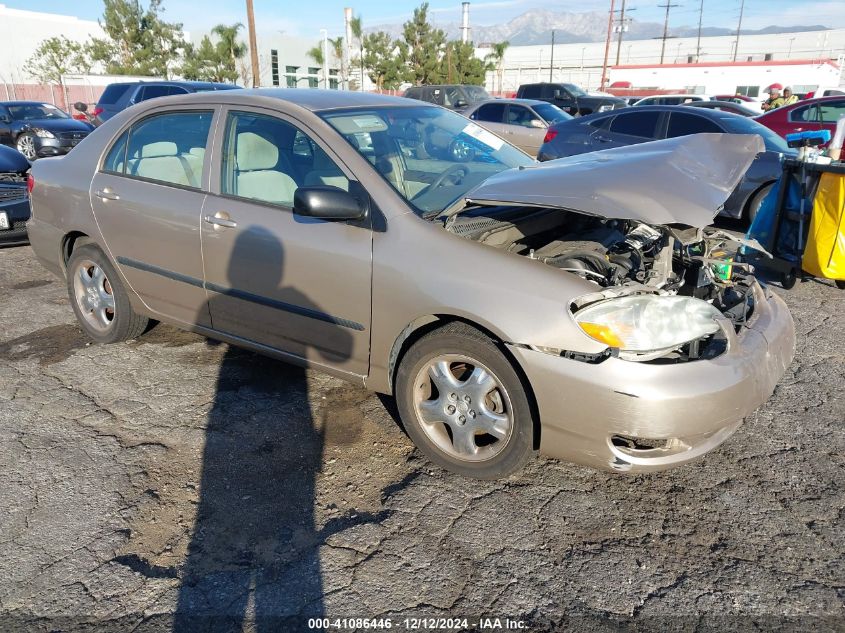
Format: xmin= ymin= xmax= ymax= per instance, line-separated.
xmin=461 ymin=133 xmax=764 ymax=228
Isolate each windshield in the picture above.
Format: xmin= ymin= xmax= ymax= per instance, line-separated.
xmin=564 ymin=84 xmax=588 ymax=97
xmin=321 ymin=105 xmax=533 ymax=216
xmin=8 ymin=103 xmax=69 ymax=121
xmin=464 ymin=86 xmax=491 ymax=102
xmin=721 ymin=116 xmax=792 ymax=153
xmin=532 ymin=103 xmax=572 ymax=125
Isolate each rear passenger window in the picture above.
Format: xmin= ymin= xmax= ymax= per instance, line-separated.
xmin=609 ymin=111 xmax=660 ymax=138
xmin=666 ymin=113 xmax=722 ymax=138
xmin=113 ymin=111 xmax=212 ymax=188
xmin=221 ymin=111 xmax=349 ymax=208
xmin=137 ymin=85 xmax=190 ymax=102
xmin=520 ymin=85 xmax=541 ymax=99
xmin=471 ymin=103 xmax=506 ymax=123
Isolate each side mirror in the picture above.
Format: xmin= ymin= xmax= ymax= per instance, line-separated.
xmin=0 ymin=114 xmax=9 ymax=123
xmin=73 ymin=101 xmax=88 ymax=113
xmin=529 ymin=119 xmax=545 ymax=129
xmin=293 ymin=186 xmax=367 ymax=220
xmin=454 ymin=99 xmax=468 ymax=108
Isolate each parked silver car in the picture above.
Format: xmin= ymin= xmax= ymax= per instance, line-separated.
xmin=463 ymin=99 xmax=572 ymax=157
xmin=27 ymin=90 xmax=794 ymax=478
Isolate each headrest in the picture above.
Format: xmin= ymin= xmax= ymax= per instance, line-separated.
xmin=236 ymin=132 xmax=278 ymax=171
xmin=140 ymin=141 xmax=177 ymax=158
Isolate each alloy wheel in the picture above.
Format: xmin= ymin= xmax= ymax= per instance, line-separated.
xmin=16 ymin=135 xmax=37 ymax=161
xmin=412 ymin=354 xmax=514 ymax=462
xmin=72 ymin=259 xmax=116 ymax=332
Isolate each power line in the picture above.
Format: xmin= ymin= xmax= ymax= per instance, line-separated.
xmin=658 ymin=2 xmax=680 ymax=64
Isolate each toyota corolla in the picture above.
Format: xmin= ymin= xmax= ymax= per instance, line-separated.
xmin=27 ymin=90 xmax=794 ymax=478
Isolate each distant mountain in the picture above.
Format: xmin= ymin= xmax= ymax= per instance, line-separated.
xmin=367 ymin=9 xmax=828 ymax=46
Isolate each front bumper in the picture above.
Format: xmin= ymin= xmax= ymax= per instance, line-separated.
xmin=0 ymin=189 xmax=31 ymax=246
xmin=509 ymin=280 xmax=795 ymax=473
xmin=34 ymin=135 xmax=87 ymax=158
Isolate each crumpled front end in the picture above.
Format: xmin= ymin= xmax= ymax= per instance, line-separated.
xmin=509 ymin=279 xmax=794 ymax=472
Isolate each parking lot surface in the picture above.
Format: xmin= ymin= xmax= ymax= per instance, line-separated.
xmin=1 ymin=244 xmax=843 ymax=632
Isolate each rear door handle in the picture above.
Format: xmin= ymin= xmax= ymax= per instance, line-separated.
xmin=95 ymin=188 xmax=119 ymax=200
xmin=204 ymin=213 xmax=237 ymax=229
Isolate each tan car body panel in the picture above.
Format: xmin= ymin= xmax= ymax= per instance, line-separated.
xmin=27 ymin=89 xmax=795 ymax=472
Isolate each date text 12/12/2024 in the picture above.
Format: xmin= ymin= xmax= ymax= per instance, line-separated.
xmin=307 ymin=617 xmax=529 ymax=630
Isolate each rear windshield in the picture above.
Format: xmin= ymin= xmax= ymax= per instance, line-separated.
xmin=98 ymin=84 xmax=132 ymax=105
xmin=533 ymin=103 xmax=572 ymax=124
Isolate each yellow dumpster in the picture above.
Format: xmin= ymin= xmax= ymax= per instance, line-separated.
xmin=802 ymin=172 xmax=845 ymax=285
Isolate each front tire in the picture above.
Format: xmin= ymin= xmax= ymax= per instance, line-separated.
xmin=16 ymin=132 xmax=38 ymax=161
xmin=395 ymin=323 xmax=535 ymax=479
xmin=66 ymin=244 xmax=149 ymax=343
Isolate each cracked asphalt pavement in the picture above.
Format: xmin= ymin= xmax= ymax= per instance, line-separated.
xmin=1 ymin=244 xmax=843 ymax=632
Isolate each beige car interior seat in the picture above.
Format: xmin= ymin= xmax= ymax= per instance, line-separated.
xmin=235 ymin=132 xmax=297 ymax=205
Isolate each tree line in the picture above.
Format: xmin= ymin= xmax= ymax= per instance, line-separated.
xmin=24 ymin=0 xmax=510 ymax=95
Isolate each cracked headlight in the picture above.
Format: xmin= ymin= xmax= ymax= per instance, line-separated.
xmin=31 ymin=128 xmax=55 ymax=138
xmin=574 ymin=295 xmax=722 ymax=354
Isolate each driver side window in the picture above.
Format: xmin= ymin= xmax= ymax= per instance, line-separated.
xmin=221 ymin=111 xmax=349 ymax=208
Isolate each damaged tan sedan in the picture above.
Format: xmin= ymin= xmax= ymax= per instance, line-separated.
xmin=27 ymin=90 xmax=795 ymax=478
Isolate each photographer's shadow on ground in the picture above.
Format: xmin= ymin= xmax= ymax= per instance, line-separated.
xmin=174 ymin=226 xmax=353 ymax=632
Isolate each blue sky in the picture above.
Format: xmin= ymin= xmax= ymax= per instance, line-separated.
xmin=9 ymin=0 xmax=845 ymax=37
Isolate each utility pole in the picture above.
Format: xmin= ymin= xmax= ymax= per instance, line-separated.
xmin=733 ymin=0 xmax=745 ymax=62
xmin=614 ymin=0 xmax=635 ymax=67
xmin=549 ymin=30 xmax=555 ymax=81
xmin=600 ymin=0 xmax=615 ymax=91
xmin=658 ymin=2 xmax=679 ymax=65
xmin=246 ymin=0 xmax=260 ymax=87
xmin=695 ymin=0 xmax=704 ymax=62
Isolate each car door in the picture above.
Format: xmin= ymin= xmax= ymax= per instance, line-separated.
xmin=786 ymin=103 xmax=820 ymax=134
xmin=201 ymin=107 xmax=372 ymax=377
xmin=591 ymin=110 xmax=661 ymax=149
xmin=505 ymin=104 xmax=546 ymax=156
xmin=90 ymin=108 xmax=216 ymax=326
xmin=468 ymin=103 xmax=509 ymax=140
xmin=548 ymin=85 xmax=576 ymax=114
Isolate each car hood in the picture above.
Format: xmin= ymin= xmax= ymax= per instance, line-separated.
xmin=460 ymin=133 xmax=764 ymax=228
xmin=14 ymin=118 xmax=93 ymax=132
xmin=0 ymin=144 xmax=30 ymax=172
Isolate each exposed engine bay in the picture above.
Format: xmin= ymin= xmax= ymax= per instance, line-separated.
xmin=445 ymin=206 xmax=762 ymax=361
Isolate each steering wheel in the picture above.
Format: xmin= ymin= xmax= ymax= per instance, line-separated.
xmin=428 ymin=164 xmax=469 ymax=191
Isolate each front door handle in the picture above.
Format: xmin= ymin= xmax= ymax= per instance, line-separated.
xmin=204 ymin=212 xmax=238 ymax=229
xmin=95 ymin=188 xmax=120 ymax=200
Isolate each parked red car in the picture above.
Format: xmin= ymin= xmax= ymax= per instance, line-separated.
xmin=755 ymin=95 xmax=845 ymax=145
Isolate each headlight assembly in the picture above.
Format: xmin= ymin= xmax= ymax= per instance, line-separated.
xmin=31 ymin=128 xmax=55 ymax=138
xmin=574 ymin=295 xmax=722 ymax=355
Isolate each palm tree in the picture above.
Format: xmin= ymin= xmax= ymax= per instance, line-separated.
xmin=350 ymin=14 xmax=364 ymax=91
xmin=212 ymin=23 xmax=247 ymax=67
xmin=485 ymin=40 xmax=509 ymax=94
xmin=307 ymin=43 xmax=325 ymax=67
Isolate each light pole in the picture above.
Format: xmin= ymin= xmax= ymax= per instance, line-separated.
xmin=245 ymin=0 xmax=260 ymax=87
xmin=320 ymin=29 xmax=329 ymax=89
xmin=787 ymin=37 xmax=796 ymax=59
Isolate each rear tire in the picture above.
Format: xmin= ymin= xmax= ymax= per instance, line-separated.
xmin=746 ymin=183 xmax=773 ymax=225
xmin=395 ymin=322 xmax=535 ymax=479
xmin=66 ymin=244 xmax=149 ymax=344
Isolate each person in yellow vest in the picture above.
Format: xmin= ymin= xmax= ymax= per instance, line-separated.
xmin=782 ymin=87 xmax=799 ymax=106
xmin=761 ymin=84 xmax=785 ymax=111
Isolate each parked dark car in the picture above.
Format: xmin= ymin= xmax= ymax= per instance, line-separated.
xmin=683 ymin=100 xmax=759 ymax=117
xmin=0 ymin=101 xmax=94 ymax=161
xmin=402 ymin=84 xmax=491 ymax=112
xmin=0 ymin=145 xmax=30 ymax=245
xmin=538 ymin=105 xmax=795 ymax=221
xmin=92 ymin=81 xmax=240 ymax=125
xmin=516 ymin=83 xmax=627 ymax=116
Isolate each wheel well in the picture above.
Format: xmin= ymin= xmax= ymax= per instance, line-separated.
xmin=389 ymin=315 xmax=542 ymax=450
xmin=61 ymin=232 xmax=91 ymax=269
xmin=743 ymin=180 xmax=775 ymax=219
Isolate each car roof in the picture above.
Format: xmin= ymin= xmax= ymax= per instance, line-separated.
xmin=104 ymin=80 xmax=235 ymax=88
xmin=141 ymin=88 xmax=420 ymax=112
xmin=577 ymin=104 xmax=740 ymax=121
